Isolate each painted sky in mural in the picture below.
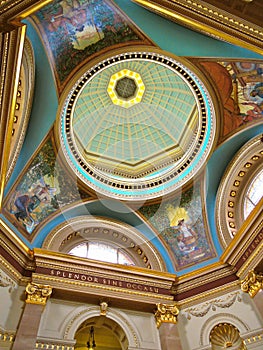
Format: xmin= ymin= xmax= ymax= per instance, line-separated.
xmin=5 ymin=138 xmax=89 ymax=237
xmin=33 ymin=0 xmax=145 ymax=89
xmin=139 ymin=182 xmax=216 ymax=270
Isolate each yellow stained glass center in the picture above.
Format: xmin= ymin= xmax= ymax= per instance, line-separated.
xmin=107 ymin=69 xmax=145 ymax=108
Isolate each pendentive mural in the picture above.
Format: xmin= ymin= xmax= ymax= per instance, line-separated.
xmin=4 ymin=134 xmax=90 ymax=239
xmin=138 ymin=180 xmax=216 ymax=271
xmin=31 ymin=0 xmax=152 ymax=92
xmin=197 ymin=60 xmax=263 ymax=142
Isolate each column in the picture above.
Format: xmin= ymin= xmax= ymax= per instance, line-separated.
xmin=154 ymin=303 xmax=183 ymax=350
xmin=12 ymin=282 xmax=52 ymax=350
xmin=241 ymin=270 xmax=263 ymax=317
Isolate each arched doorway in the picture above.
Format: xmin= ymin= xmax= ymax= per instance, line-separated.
xmin=74 ymin=316 xmax=127 ymax=350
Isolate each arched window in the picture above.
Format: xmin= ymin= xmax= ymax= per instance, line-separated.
xmin=68 ymin=241 xmax=135 ymax=266
xmin=243 ymin=167 xmax=263 ymax=219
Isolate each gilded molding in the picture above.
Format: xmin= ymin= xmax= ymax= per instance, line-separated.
xmin=132 ymin=0 xmax=263 ymax=54
xmin=154 ymin=303 xmax=179 ymax=328
xmin=216 ymin=134 xmax=263 ymax=248
xmin=32 ymin=274 xmax=173 ymax=301
xmin=241 ymin=270 xmax=263 ymax=298
xmin=42 ymin=215 xmax=166 ymax=271
xmin=35 ymin=342 xmax=74 ymax=350
xmin=0 ymin=328 xmax=15 ymax=344
xmin=6 ymin=38 xmax=35 ymax=181
xmin=25 ymin=282 xmax=52 ymax=305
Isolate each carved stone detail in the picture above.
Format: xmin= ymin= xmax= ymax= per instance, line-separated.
xmin=241 ymin=270 xmax=263 ymax=298
xmin=0 ymin=271 xmax=16 ymax=292
xmin=183 ymin=292 xmax=242 ymax=319
xmin=155 ymin=303 xmax=179 ymax=328
xmin=100 ymin=301 xmax=108 ymax=316
xmin=25 ymin=282 xmax=52 ymax=305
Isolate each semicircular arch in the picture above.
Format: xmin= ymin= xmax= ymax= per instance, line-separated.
xmin=42 ymin=215 xmax=166 ymax=271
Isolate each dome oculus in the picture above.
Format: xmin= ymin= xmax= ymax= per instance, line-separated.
xmin=60 ymin=51 xmax=216 ymax=200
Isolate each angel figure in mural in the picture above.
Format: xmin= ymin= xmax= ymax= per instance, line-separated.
xmin=166 ymin=205 xmax=198 ymax=255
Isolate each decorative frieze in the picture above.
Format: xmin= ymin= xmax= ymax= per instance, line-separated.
xmin=241 ymin=270 xmax=263 ymax=298
xmin=155 ymin=303 xmax=179 ymax=328
xmin=182 ymin=292 xmax=242 ymax=319
xmin=25 ymin=282 xmax=52 ymax=305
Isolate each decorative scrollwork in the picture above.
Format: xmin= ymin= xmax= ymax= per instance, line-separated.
xmin=25 ymin=282 xmax=52 ymax=305
xmin=154 ymin=303 xmax=179 ymax=328
xmin=241 ymin=270 xmax=263 ymax=298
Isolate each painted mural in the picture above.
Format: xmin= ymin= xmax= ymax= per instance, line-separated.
xmin=32 ymin=0 xmax=149 ymax=91
xmin=138 ymin=182 xmax=216 ymax=271
xmin=198 ymin=60 xmax=263 ymax=141
xmin=5 ymin=136 xmax=90 ymax=238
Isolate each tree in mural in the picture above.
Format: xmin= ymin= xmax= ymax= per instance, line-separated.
xmin=6 ymin=137 xmax=89 ymax=235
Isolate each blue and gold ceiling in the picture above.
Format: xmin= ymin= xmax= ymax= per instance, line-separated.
xmin=3 ymin=0 xmax=263 ymax=275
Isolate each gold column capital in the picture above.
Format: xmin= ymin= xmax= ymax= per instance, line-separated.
xmin=25 ymin=282 xmax=52 ymax=305
xmin=154 ymin=303 xmax=179 ymax=328
xmin=241 ymin=270 xmax=263 ymax=298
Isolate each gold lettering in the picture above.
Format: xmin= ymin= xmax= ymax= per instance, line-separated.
xmin=81 ymin=275 xmax=87 ymax=280
xmin=68 ymin=273 xmax=72 ymax=278
xmin=50 ymin=270 xmax=55 ymax=275
xmin=62 ymin=272 xmax=67 ymax=277
xmin=112 ymin=281 xmax=118 ymax=286
xmin=87 ymin=276 xmax=93 ymax=282
xmin=74 ymin=274 xmax=80 ymax=279
xmin=154 ymin=288 xmax=159 ymax=293
xmin=94 ymin=277 xmax=98 ymax=283
xmin=118 ymin=281 xmax=122 ymax=287
xmin=56 ymin=271 xmax=61 ymax=276
xmin=127 ymin=283 xmax=131 ymax=288
xmin=103 ymin=279 xmax=107 ymax=284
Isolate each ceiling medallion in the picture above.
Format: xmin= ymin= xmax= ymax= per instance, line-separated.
xmin=59 ymin=50 xmax=216 ymax=200
xmin=107 ymin=69 xmax=145 ymax=108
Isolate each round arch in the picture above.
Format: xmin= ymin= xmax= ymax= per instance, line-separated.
xmin=216 ymin=134 xmax=263 ymax=247
xmin=42 ymin=216 xmax=166 ymax=270
xmin=200 ymin=313 xmax=249 ymax=347
xmin=60 ymin=305 xmax=140 ymax=349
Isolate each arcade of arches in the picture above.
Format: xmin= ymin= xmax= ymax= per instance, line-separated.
xmin=0 ymin=0 xmax=263 ymax=349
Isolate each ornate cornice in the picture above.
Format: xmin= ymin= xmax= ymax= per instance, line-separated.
xmin=241 ymin=270 xmax=263 ymax=298
xmin=132 ymin=0 xmax=263 ymax=54
xmin=154 ymin=302 xmax=179 ymax=328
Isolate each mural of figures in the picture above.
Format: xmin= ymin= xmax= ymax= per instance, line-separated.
xmin=32 ymin=0 xmax=150 ymax=91
xmin=5 ymin=137 xmax=89 ymax=237
xmin=198 ymin=60 xmax=263 ymax=141
xmin=138 ymin=183 xmax=216 ymax=270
